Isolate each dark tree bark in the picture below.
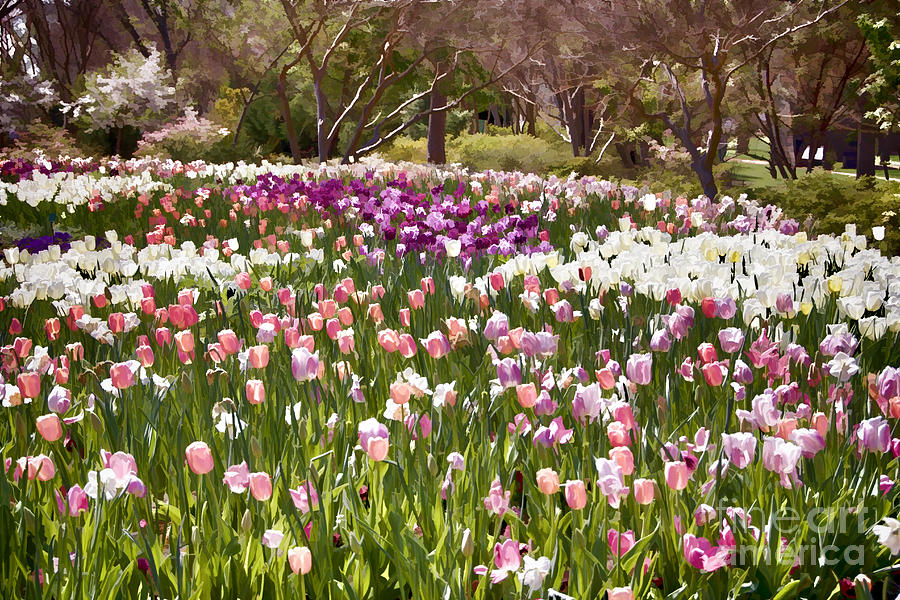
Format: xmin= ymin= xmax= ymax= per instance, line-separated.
xmin=856 ymin=122 xmax=876 ymax=178
xmin=276 ymin=73 xmax=301 ymax=164
xmin=427 ymin=87 xmax=447 ymax=164
xmin=525 ymin=95 xmax=536 ymax=136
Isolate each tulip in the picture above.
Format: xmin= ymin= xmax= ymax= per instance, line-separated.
xmin=516 ymin=383 xmax=538 ymax=408
xmin=609 ymin=446 xmax=634 ymax=475
xmin=625 ymin=353 xmax=652 ymax=385
xmin=247 ymin=345 xmax=269 ymax=369
xmin=607 ymin=528 xmax=635 ymax=556
xmin=36 ymin=414 xmax=63 ymax=442
xmin=291 ymin=347 xmax=319 ymax=382
xmin=378 ymin=329 xmax=401 ymax=353
xmin=110 ymin=362 xmax=135 ymax=390
xmin=174 ymin=330 xmax=194 ymax=354
xmin=249 ymin=472 xmax=272 ymax=501
xmin=218 ymin=329 xmax=240 ymax=355
xmin=497 ymin=358 xmax=521 ymax=389
xmin=67 ymin=485 xmax=89 ymax=516
xmin=665 ymin=461 xmax=690 ymax=490
xmin=565 ymin=480 xmax=587 ymax=509
xmin=609 ymin=586 xmax=635 ymax=600
xmin=408 ymin=289 xmax=425 ymax=310
xmin=185 ymin=441 xmax=214 ymax=475
xmin=287 ymin=547 xmax=312 ymax=575
xmin=535 ymin=468 xmax=560 ymax=494
xmin=398 ymin=334 xmax=417 ymax=358
xmin=108 ymin=313 xmax=125 ymax=334
xmin=246 ymin=379 xmax=265 ymax=404
xmin=17 ymin=372 xmax=40 ymax=399
xmin=136 ymin=344 xmax=155 ymax=367
xmin=633 ymin=478 xmax=655 ymax=504
xmin=44 ymin=318 xmax=61 ymax=341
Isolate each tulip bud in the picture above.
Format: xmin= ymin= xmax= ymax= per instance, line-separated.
xmin=349 ymin=532 xmax=363 ymax=555
xmin=241 ymin=509 xmax=253 ymax=532
xmin=460 ymin=528 xmax=473 ymax=557
xmin=427 ymin=453 xmax=439 ymax=477
xmin=250 ymin=435 xmax=262 ymax=459
xmin=572 ymin=527 xmax=586 ymax=550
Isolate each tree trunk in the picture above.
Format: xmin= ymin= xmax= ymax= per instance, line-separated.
xmin=276 ymin=75 xmax=301 ymax=164
xmin=736 ymin=134 xmax=750 ymax=155
xmin=427 ymin=88 xmax=447 ymax=164
xmin=880 ymin=138 xmax=891 ymax=180
xmin=470 ymin=98 xmax=478 ymax=134
xmin=692 ymin=157 xmax=718 ymax=199
xmin=525 ymin=97 xmax=536 ymax=136
xmin=314 ymin=78 xmax=330 ymax=163
xmin=115 ymin=126 xmax=123 ymax=156
xmin=489 ymin=104 xmax=501 ymax=128
xmin=615 ymin=143 xmax=635 ymax=168
xmin=856 ymin=122 xmax=876 ymax=178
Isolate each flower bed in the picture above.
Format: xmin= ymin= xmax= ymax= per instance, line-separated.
xmin=0 ymin=157 xmax=897 ymax=599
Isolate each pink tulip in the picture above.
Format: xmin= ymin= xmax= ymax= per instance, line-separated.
xmin=136 ymin=344 xmax=155 ymax=367
xmin=632 ymin=478 xmax=655 ymax=504
xmin=607 ymin=528 xmax=635 ymax=556
xmin=108 ymin=312 xmax=125 ymax=334
xmin=607 ymin=421 xmax=631 ymax=447
xmin=609 ymin=446 xmax=634 ymax=475
xmin=625 ymin=353 xmax=652 ymax=385
xmin=609 ymin=586 xmax=635 ymax=600
xmin=325 ymin=318 xmax=341 ymax=340
xmin=246 ymin=379 xmax=265 ymax=404
xmin=67 ymin=484 xmax=89 ymax=516
xmin=218 ymin=329 xmax=241 ymax=355
xmin=110 ymin=362 xmax=135 ymax=390
xmin=337 ymin=307 xmax=353 ymax=326
xmin=223 ymin=462 xmax=250 ymax=493
xmin=408 ymin=289 xmax=425 ymax=310
xmin=535 ymin=468 xmax=560 ymax=494
xmin=721 ymin=432 xmax=756 ymax=469
xmin=291 ymin=347 xmax=319 ymax=382
xmin=378 ymin=329 xmax=400 ymax=353
xmin=421 ymin=331 xmax=450 ymax=359
xmin=565 ymin=480 xmax=587 ymax=509
xmin=665 ymin=461 xmax=690 ymax=490
xmin=368 ymin=303 xmax=385 ymax=323
xmin=287 ymin=546 xmax=312 ymax=575
xmin=290 ymin=481 xmax=319 ymax=513
xmin=17 ymin=372 xmax=40 ymax=399
xmin=174 ymin=330 xmax=194 ymax=354
xmin=399 ymin=308 xmax=411 ymax=327
xmin=185 ymin=441 xmax=214 ymax=475
xmin=516 ymin=383 xmax=538 ymax=408
xmin=36 ymin=414 xmax=63 ymax=442
xmin=398 ymin=333 xmax=417 ymax=358
xmin=307 ymin=313 xmax=324 ymax=331
xmin=247 ymin=345 xmax=269 ymax=369
xmin=249 ymin=472 xmax=272 ymax=501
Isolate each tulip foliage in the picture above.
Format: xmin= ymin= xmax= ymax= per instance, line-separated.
xmin=1 ymin=155 xmax=900 ymax=599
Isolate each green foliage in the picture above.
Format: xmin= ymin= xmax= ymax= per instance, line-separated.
xmin=380 ymin=131 xmax=572 ymax=172
xmin=2 ymin=121 xmax=99 ymax=161
xmin=748 ymin=169 xmax=900 ymax=254
xmin=857 ymin=11 xmax=900 ymax=129
xmin=379 ymin=136 xmax=428 ymax=163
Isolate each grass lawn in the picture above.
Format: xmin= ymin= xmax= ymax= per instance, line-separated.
xmin=725 ymin=137 xmax=900 ymax=186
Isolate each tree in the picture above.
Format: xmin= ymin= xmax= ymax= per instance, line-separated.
xmin=733 ymin=10 xmax=868 ymax=178
xmin=603 ymin=0 xmax=848 ymax=198
xmin=66 ymin=48 xmax=176 ymax=154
